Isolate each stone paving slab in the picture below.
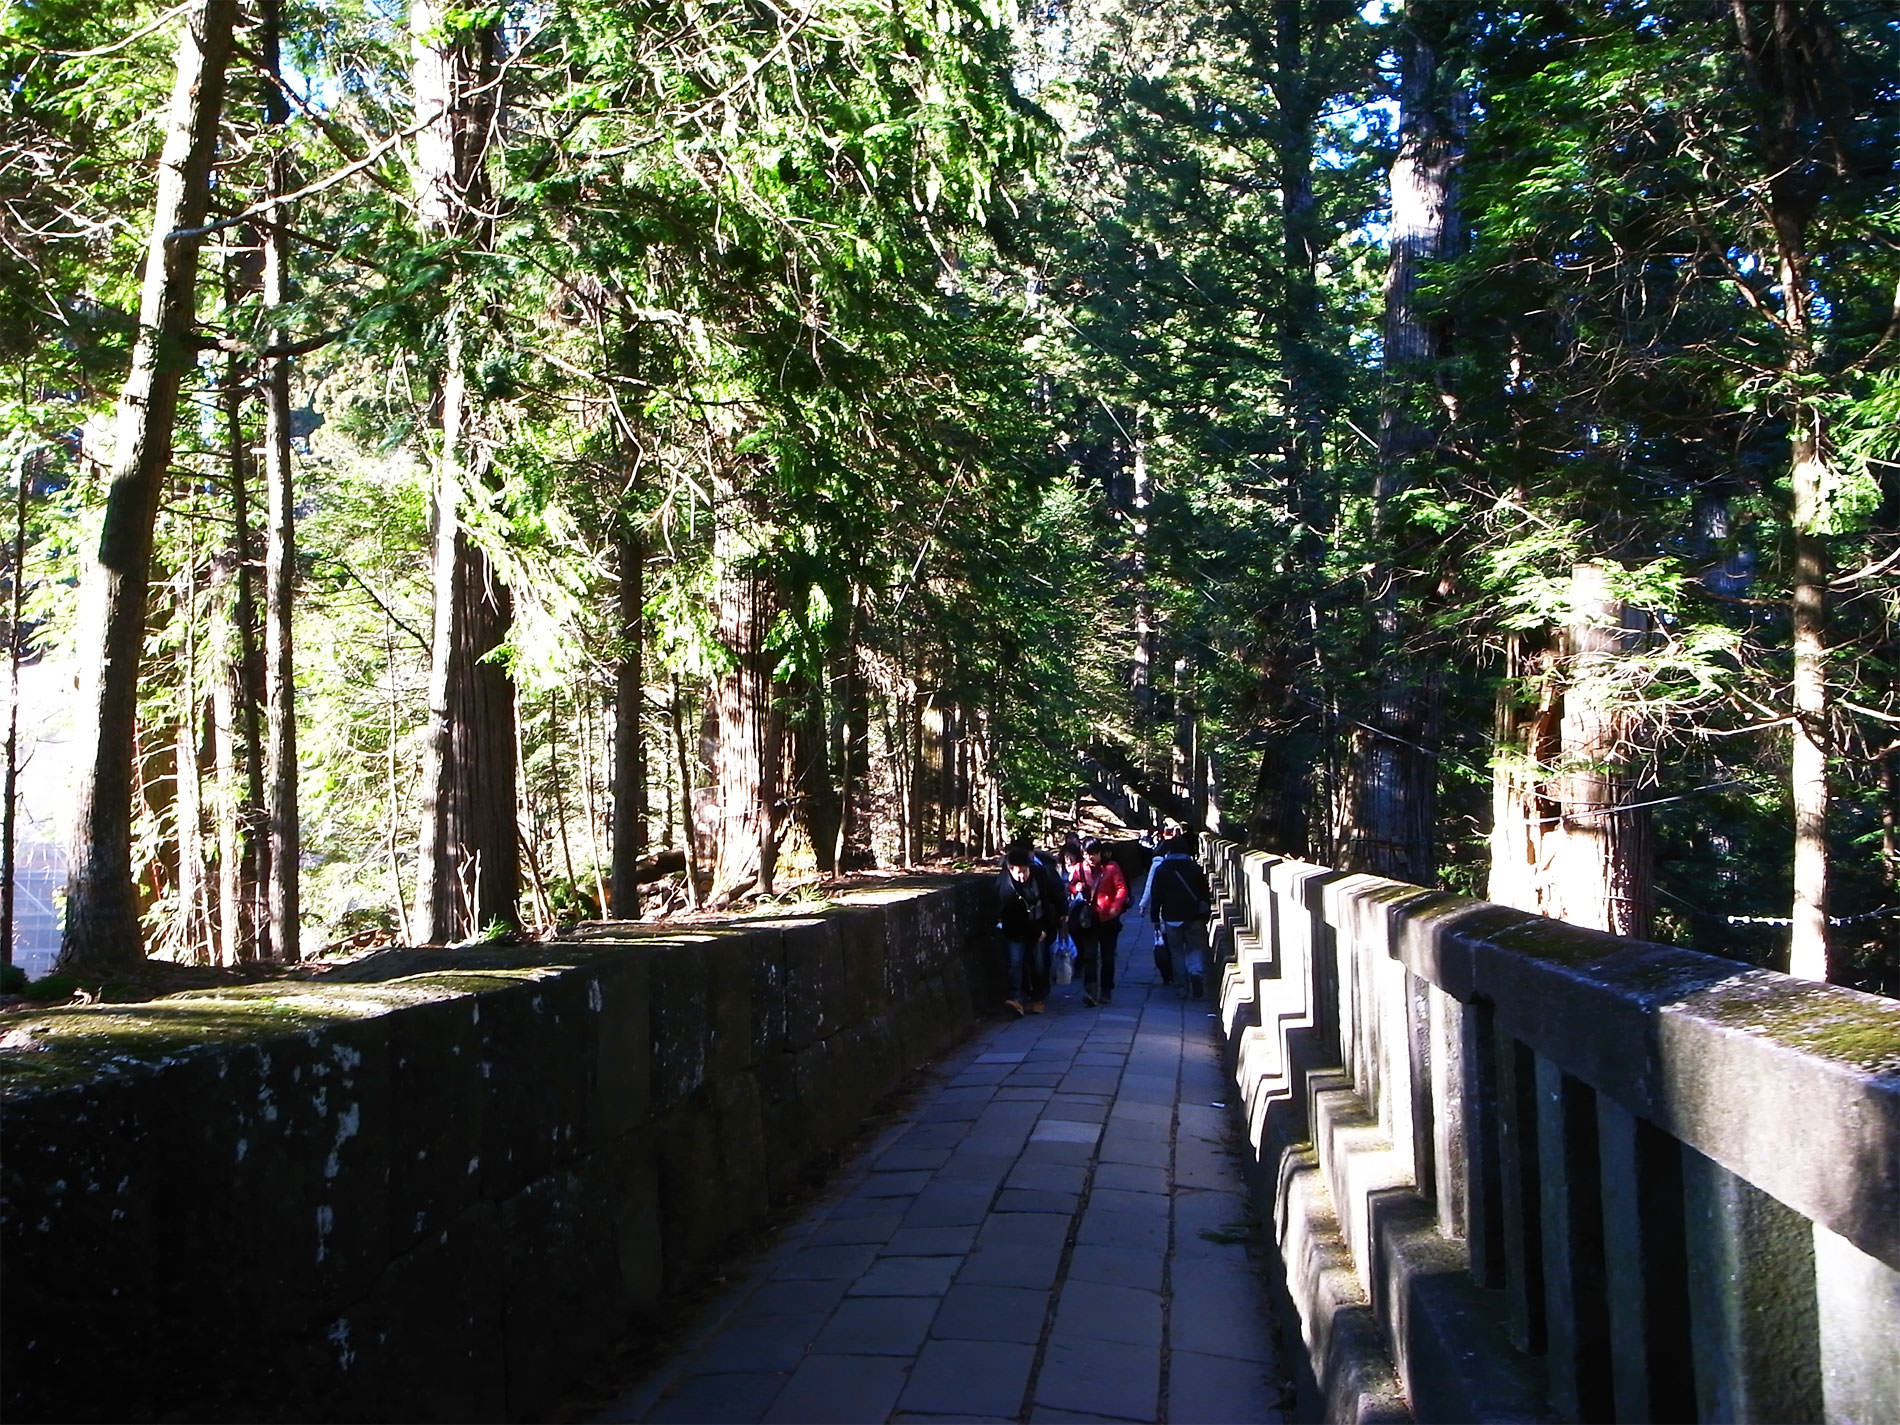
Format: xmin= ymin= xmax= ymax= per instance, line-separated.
xmin=598 ymin=919 xmax=1287 ymax=1424
xmin=1035 ymin=1336 xmax=1161 ymax=1421
xmin=1168 ymin=1351 xmax=1286 ymax=1424
xmin=812 ymin=1296 xmax=939 ymax=1356
xmin=899 ymin=1338 xmax=1036 ymax=1417
xmin=883 ymin=1224 xmax=979 ymax=1257
xmin=932 ymin=1282 xmax=1051 ymax=1343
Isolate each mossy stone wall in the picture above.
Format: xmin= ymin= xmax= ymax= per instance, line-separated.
xmin=0 ymin=876 xmax=996 ymax=1423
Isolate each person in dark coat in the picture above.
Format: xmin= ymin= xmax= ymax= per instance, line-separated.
xmin=1138 ymin=823 xmax=1213 ymax=998
xmin=996 ymin=842 xmax=1063 ymax=1015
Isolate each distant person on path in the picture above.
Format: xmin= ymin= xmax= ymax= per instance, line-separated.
xmin=996 ymin=842 xmax=1063 ymax=1016
xmin=1070 ymin=837 xmax=1129 ymax=1006
xmin=1139 ymin=823 xmax=1213 ymax=999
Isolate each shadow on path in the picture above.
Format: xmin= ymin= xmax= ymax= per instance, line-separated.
xmin=593 ymin=920 xmax=1291 ymax=1425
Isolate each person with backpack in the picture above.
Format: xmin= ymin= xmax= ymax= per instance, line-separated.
xmin=996 ymin=841 xmax=1064 ymax=1015
xmin=1139 ymin=823 xmax=1214 ymax=999
xmin=1069 ymin=837 xmax=1129 ymax=1007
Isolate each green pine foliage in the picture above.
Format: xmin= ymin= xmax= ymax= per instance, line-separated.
xmin=3 ymin=0 xmax=1892 ymax=989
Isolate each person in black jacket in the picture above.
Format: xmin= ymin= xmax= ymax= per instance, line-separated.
xmin=996 ymin=842 xmax=1063 ymax=1015
xmin=1138 ymin=824 xmax=1214 ymax=998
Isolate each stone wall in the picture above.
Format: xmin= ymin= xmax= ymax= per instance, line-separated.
xmin=1204 ymin=843 xmax=1900 ymax=1425
xmin=0 ymin=876 xmax=997 ymax=1423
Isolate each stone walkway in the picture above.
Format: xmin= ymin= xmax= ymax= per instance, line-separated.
xmin=597 ymin=921 xmax=1288 ymax=1425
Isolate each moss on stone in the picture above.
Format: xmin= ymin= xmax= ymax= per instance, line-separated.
xmin=1680 ymin=977 xmax=1900 ymax=1077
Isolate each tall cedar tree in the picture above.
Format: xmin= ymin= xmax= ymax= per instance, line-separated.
xmin=1336 ymin=0 xmax=1461 ymax=883
xmin=59 ymin=0 xmax=235 ymax=973
xmin=410 ymin=1 xmax=519 ymax=942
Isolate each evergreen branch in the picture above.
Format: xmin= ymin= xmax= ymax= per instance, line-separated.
xmin=1842 ymin=700 xmax=1900 ymax=727
xmin=1845 ymin=274 xmax=1900 ymax=373
xmin=192 ymin=328 xmax=345 ymax=360
xmin=35 ymin=0 xmax=195 ymax=58
xmin=323 ymin=559 xmax=430 ymax=656
xmin=164 ymin=117 xmax=434 ymax=243
xmin=1831 ymin=543 xmax=1900 ymax=587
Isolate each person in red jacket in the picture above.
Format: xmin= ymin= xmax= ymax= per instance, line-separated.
xmin=1069 ymin=837 xmax=1129 ymax=1006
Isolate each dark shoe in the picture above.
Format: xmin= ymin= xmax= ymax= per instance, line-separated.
xmin=1098 ymin=988 xmax=1112 ymax=1005
xmin=1188 ymin=974 xmax=1204 ymax=1000
xmin=1004 ymin=998 xmax=1025 ymax=1017
xmin=1082 ymin=991 xmax=1099 ymax=1007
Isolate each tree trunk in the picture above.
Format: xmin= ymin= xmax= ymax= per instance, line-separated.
xmin=1787 ymin=426 xmax=1831 ymax=979
xmin=1487 ymin=630 xmax=1561 ymax=914
xmin=787 ymin=668 xmax=836 ymax=872
xmin=670 ymin=675 xmax=702 ymax=909
xmin=609 ymin=518 xmax=647 ymax=915
xmin=261 ymin=0 xmax=300 ymax=962
xmin=1337 ymin=0 xmax=1459 ymax=887
xmin=2 ymin=447 xmax=33 ymax=970
xmin=414 ymin=515 xmax=519 ymax=940
xmin=211 ymin=564 xmax=246 ymax=966
xmin=1730 ymin=0 xmax=1834 ymax=980
xmin=1262 ymin=0 xmax=1333 ymax=853
xmin=708 ymin=475 xmax=777 ymax=904
xmin=1545 ymin=565 xmax=1652 ymax=938
xmin=410 ymin=2 xmax=517 ymax=943
xmin=59 ymin=0 xmax=235 ymax=973
xmin=548 ymin=689 xmax=577 ymax=891
xmin=1270 ymin=0 xmax=1331 ymax=542
xmin=835 ymin=617 xmax=872 ymax=870
xmin=1130 ymin=422 xmax=1156 ymax=742
xmin=217 ymin=347 xmax=266 ymax=964
xmin=175 ymin=575 xmax=213 ymax=964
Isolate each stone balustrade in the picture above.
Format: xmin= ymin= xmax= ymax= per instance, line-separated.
xmin=1205 ymin=841 xmax=1900 ymax=1424
xmin=0 ymin=876 xmax=996 ymax=1422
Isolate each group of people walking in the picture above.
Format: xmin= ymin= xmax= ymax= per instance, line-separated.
xmin=993 ymin=824 xmax=1213 ymax=1017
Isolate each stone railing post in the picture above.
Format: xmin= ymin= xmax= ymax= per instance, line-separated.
xmin=1198 ymin=839 xmax=1899 ymax=1425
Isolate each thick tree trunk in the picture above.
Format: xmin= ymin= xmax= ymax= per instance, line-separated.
xmin=1249 ymin=645 xmax=1314 ymax=857
xmin=1338 ymin=0 xmax=1459 ymax=887
xmin=1172 ymin=681 xmax=1196 ymax=807
xmin=1260 ymin=0 xmax=1333 ymax=853
xmin=708 ymin=476 xmax=778 ymax=905
xmin=788 ymin=669 xmax=837 ymax=872
xmin=59 ymin=0 xmax=234 ymax=973
xmin=1271 ymin=0 xmax=1330 ymax=536
xmin=1338 ymin=678 xmax=1441 ymax=883
xmin=414 ymin=512 xmax=519 ymax=940
xmin=261 ymin=0 xmax=301 ymax=961
xmin=1490 ymin=571 xmax=1653 ymax=936
xmin=609 ymin=519 xmax=647 ymax=915
xmin=410 ymin=3 xmax=518 ymax=942
xmin=1545 ymin=565 xmax=1652 ymax=938
xmin=1487 ymin=631 xmax=1561 ymax=914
